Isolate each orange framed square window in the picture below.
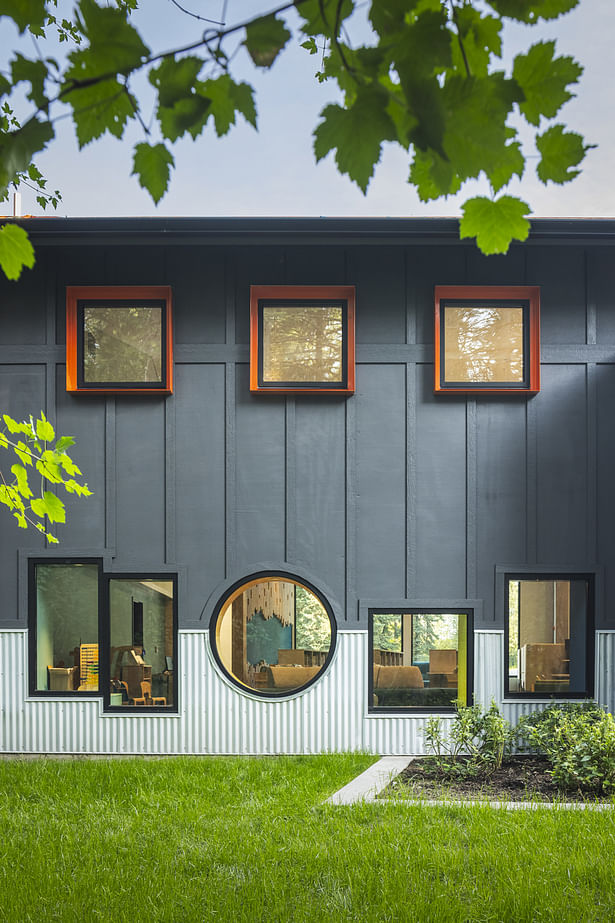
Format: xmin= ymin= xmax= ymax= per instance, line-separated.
xmin=66 ymin=286 xmax=173 ymax=395
xmin=250 ymin=285 xmax=355 ymax=394
xmin=435 ymin=285 xmax=540 ymax=394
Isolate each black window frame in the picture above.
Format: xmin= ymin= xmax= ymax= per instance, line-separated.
xmin=503 ymin=571 xmax=595 ymax=701
xmin=249 ymin=285 xmax=356 ymax=394
xmin=102 ymin=572 xmax=179 ymax=714
xmin=76 ymin=298 xmax=168 ymax=391
xmin=209 ymin=570 xmax=338 ymax=699
xmin=28 ymin=557 xmax=104 ymax=699
xmin=439 ymin=298 xmax=531 ymax=391
xmin=368 ymin=607 xmax=474 ymax=715
xmin=256 ymin=298 xmax=349 ymax=391
xmin=28 ymin=558 xmax=179 ymax=713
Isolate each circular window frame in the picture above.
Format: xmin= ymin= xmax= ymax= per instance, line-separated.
xmin=208 ymin=570 xmax=338 ymax=699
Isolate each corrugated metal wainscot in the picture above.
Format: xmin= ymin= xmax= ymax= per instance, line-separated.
xmin=2 ymin=628 xmax=612 ymax=755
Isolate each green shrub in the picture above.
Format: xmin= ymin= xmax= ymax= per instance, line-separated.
xmin=423 ymin=700 xmax=515 ymax=778
xmin=517 ymin=702 xmax=615 ymax=794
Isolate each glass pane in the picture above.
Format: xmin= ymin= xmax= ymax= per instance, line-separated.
xmin=508 ymin=579 xmax=588 ymax=695
xmin=444 ymin=305 xmax=524 ymax=383
xmin=109 ymin=579 xmax=174 ymax=707
xmin=215 ymin=578 xmax=332 ymax=694
xmin=371 ymin=613 xmax=466 ymax=709
xmin=262 ymin=304 xmax=343 ymax=382
xmin=35 ymin=564 xmax=99 ymax=692
xmin=83 ymin=304 xmax=163 ymax=383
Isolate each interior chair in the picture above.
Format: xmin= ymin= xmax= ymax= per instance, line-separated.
xmin=139 ymin=680 xmax=166 ymax=706
xmin=428 ymin=649 xmax=458 ymax=688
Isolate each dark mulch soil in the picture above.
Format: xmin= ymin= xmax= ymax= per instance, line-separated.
xmin=383 ymin=756 xmax=614 ymax=803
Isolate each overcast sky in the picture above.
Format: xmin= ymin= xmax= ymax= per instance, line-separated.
xmin=2 ymin=0 xmax=614 ymax=219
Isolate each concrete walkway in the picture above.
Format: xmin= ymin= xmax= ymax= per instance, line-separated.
xmin=326 ymin=756 xmax=410 ymax=804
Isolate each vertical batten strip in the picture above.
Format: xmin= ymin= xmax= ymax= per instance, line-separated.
xmin=164 ymin=394 xmax=176 ymax=565
xmin=345 ymin=394 xmax=357 ymax=622
xmin=525 ymin=396 xmax=537 ymax=564
xmin=586 ymin=363 xmax=598 ymax=563
xmin=224 ymin=362 xmax=237 ymax=577
xmin=104 ymin=399 xmax=116 ymax=552
xmin=466 ymin=399 xmax=477 ymax=599
xmin=285 ymin=398 xmax=296 ymax=564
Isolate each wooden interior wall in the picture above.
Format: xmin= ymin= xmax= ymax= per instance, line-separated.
xmin=1 ymin=236 xmax=614 ymax=631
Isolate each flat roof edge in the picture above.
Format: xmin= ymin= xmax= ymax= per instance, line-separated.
xmin=4 ymin=216 xmax=615 ymax=244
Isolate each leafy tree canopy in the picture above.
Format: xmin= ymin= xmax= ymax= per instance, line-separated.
xmin=0 ymin=0 xmax=590 ymax=274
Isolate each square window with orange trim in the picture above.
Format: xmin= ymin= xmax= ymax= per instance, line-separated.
xmin=66 ymin=286 xmax=173 ymax=394
xmin=250 ymin=285 xmax=355 ymax=394
xmin=434 ymin=285 xmax=540 ymax=394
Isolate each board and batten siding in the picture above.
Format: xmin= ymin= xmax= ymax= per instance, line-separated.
xmin=1 ymin=220 xmax=615 ymax=754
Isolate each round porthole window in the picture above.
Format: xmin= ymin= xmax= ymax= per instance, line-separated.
xmin=210 ymin=572 xmax=336 ymax=697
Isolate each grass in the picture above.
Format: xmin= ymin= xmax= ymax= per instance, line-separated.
xmin=0 ymin=754 xmax=614 ymax=922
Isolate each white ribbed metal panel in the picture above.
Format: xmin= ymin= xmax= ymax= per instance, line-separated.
xmin=596 ymin=632 xmax=615 ymax=715
xmin=0 ymin=630 xmax=367 ymax=755
xmin=2 ymin=629 xmax=614 ymax=755
xmin=502 ymin=631 xmax=615 ymax=726
xmin=473 ymin=631 xmax=503 ymax=707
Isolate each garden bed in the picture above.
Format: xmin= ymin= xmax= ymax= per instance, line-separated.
xmin=383 ymin=755 xmax=615 ymax=804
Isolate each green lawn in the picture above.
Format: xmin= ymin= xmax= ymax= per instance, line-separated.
xmin=0 ymin=754 xmax=613 ymax=922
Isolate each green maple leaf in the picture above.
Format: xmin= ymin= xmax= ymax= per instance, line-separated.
xmin=460 ymin=195 xmax=531 ymax=255
xmin=71 ymin=0 xmax=149 ymax=76
xmin=11 ymin=463 xmax=33 ymax=499
xmin=409 ymin=148 xmax=461 ymax=201
xmin=488 ymin=141 xmax=525 ymax=193
xmin=314 ymin=87 xmax=398 ymax=192
xmin=244 ymin=13 xmax=291 ymax=68
xmin=441 ymin=74 xmax=521 ymax=181
xmin=486 ymin=0 xmax=579 ymax=24
xmin=298 ymin=0 xmax=354 ymax=36
xmin=0 ymin=117 xmax=54 ymax=191
xmin=157 ymin=95 xmax=210 ymax=143
xmin=64 ymin=79 xmax=134 ymax=147
xmin=0 ymin=0 xmax=47 ymax=33
xmin=513 ymin=42 xmax=582 ymax=126
xmin=35 ymin=413 xmax=54 ymax=442
xmin=0 ymin=223 xmax=35 ymax=280
xmin=536 ymin=124 xmax=589 ymax=183
xmin=11 ymin=53 xmax=48 ymax=108
xmin=132 ymin=142 xmax=175 ymax=204
xmin=148 ymin=56 xmax=203 ymax=108
xmin=450 ymin=7 xmax=502 ymax=77
xmin=201 ymin=76 xmax=257 ymax=136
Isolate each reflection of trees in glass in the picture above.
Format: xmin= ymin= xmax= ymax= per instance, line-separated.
xmin=294 ymin=586 xmax=331 ymax=651
xmin=83 ymin=305 xmax=162 ymax=382
xmin=262 ymin=304 xmax=343 ymax=382
xmin=372 ymin=614 xmax=401 ymax=652
xmin=411 ymin=614 xmax=458 ymax=661
xmin=508 ymin=580 xmax=519 ymax=670
xmin=444 ymin=306 xmax=523 ymax=382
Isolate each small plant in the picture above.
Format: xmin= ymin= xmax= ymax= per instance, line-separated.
xmin=423 ymin=700 xmax=515 ymax=778
xmin=517 ymin=702 xmax=615 ymax=794
xmin=0 ymin=411 xmax=91 ymax=543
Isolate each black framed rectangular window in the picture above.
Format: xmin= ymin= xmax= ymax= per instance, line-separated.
xmin=105 ymin=574 xmax=177 ymax=712
xmin=505 ymin=574 xmax=594 ymax=699
xmin=434 ymin=285 xmax=540 ymax=394
xmin=29 ymin=559 xmax=102 ymax=696
xmin=368 ymin=609 xmax=473 ymax=713
xmin=29 ymin=559 xmax=178 ymax=713
xmin=250 ymin=285 xmax=355 ymax=393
